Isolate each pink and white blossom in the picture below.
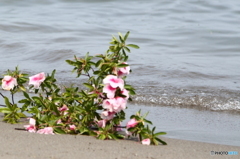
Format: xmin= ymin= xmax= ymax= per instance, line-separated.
xmin=115 ymin=124 xmax=123 ymax=131
xmin=117 ymin=62 xmax=130 ymax=77
xmin=121 ymin=89 xmax=129 ymax=99
xmin=103 ymin=84 xmax=116 ymax=99
xmin=126 ymin=118 xmax=138 ymax=129
xmin=59 ymin=105 xmax=68 ymax=112
xmin=37 ymin=127 xmax=54 ymax=135
xmin=114 ymin=97 xmax=127 ymax=112
xmin=100 ymin=111 xmax=115 ymax=120
xmin=1 ymin=76 xmax=17 ymax=91
xmin=141 ymin=138 xmax=151 ymax=145
xmin=103 ymin=75 xmax=124 ymax=90
xmin=58 ymin=105 xmax=68 ymax=115
xmin=97 ymin=119 xmax=107 ymax=128
xmin=24 ymin=118 xmax=36 ymax=133
xmin=56 ymin=119 xmax=62 ymax=124
xmin=102 ymin=98 xmax=115 ymax=112
xmin=29 ymin=72 xmax=45 ymax=89
xmin=102 ymin=97 xmax=127 ymax=113
xmin=69 ymin=125 xmax=76 ymax=131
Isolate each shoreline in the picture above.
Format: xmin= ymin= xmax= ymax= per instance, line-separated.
xmin=1 ymin=101 xmax=240 ymax=147
xmin=0 ymin=116 xmax=239 ymax=159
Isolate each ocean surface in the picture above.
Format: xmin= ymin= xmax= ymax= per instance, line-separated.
xmin=0 ymin=0 xmax=240 ymax=146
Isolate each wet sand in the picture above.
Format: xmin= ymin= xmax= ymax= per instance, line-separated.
xmin=0 ymin=115 xmax=239 ymax=159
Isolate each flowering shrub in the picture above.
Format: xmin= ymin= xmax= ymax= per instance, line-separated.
xmin=0 ymin=32 xmax=166 ymax=145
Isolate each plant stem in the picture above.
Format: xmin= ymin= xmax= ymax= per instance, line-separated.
xmin=0 ymin=92 xmax=5 ymax=98
xmin=11 ymin=93 xmax=15 ymax=105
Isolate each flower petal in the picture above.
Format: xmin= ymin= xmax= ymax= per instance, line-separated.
xmin=126 ymin=118 xmax=138 ymax=129
xmin=37 ymin=127 xmax=54 ymax=135
xmin=142 ymin=138 xmax=151 ymax=145
xmin=1 ymin=76 xmax=17 ymax=90
xmin=103 ymin=84 xmax=116 ymax=99
xmin=29 ymin=72 xmax=45 ymax=89
xmin=103 ymin=75 xmax=124 ymax=90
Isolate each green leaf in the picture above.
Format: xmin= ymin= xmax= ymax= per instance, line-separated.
xmin=51 ymin=103 xmax=60 ymax=116
xmin=123 ymin=55 xmax=128 ymax=61
xmin=144 ymin=119 xmax=152 ymax=125
xmin=124 ymin=31 xmax=130 ymax=41
xmin=50 ymin=69 xmax=56 ymax=79
xmin=128 ymin=89 xmax=136 ymax=95
xmin=85 ymin=52 xmax=89 ymax=61
xmin=124 ymin=84 xmax=135 ymax=90
xmin=152 ymin=127 xmax=156 ymax=133
xmin=124 ymin=47 xmax=131 ymax=53
xmin=127 ymin=44 xmax=140 ymax=49
xmin=4 ymin=97 xmax=12 ymax=108
xmin=83 ymin=83 xmax=94 ymax=90
xmin=23 ymin=91 xmax=30 ymax=99
xmin=54 ymin=127 xmax=66 ymax=134
xmin=155 ymin=137 xmax=167 ymax=145
xmin=32 ymin=96 xmax=45 ymax=108
xmin=93 ymin=70 xmax=101 ymax=75
xmin=19 ymin=86 xmax=26 ymax=91
xmin=154 ymin=132 xmax=167 ymax=136
xmin=18 ymin=99 xmax=30 ymax=104
xmin=98 ymin=134 xmax=106 ymax=140
xmin=0 ymin=107 xmax=11 ymax=114
xmin=66 ymin=60 xmax=75 ymax=66
xmin=114 ymin=133 xmax=125 ymax=139
xmin=18 ymin=112 xmax=27 ymax=118
xmin=34 ymin=89 xmax=39 ymax=94
xmin=118 ymin=32 xmax=124 ymax=43
xmin=152 ymin=139 xmax=159 ymax=145
xmin=117 ymin=64 xmax=129 ymax=68
xmin=52 ymin=98 xmax=62 ymax=104
xmin=95 ymin=59 xmax=103 ymax=68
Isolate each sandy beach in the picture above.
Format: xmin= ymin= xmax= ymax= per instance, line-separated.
xmin=0 ymin=115 xmax=239 ymax=159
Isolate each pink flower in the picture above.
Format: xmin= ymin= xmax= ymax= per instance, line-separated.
xmin=126 ymin=118 xmax=138 ymax=129
xmin=114 ymin=97 xmax=127 ymax=112
xmin=56 ymin=119 xmax=62 ymax=124
xmin=115 ymin=124 xmax=122 ymax=131
xmin=103 ymin=75 xmax=124 ymax=90
xmin=97 ymin=119 xmax=107 ymax=128
xmin=59 ymin=105 xmax=68 ymax=112
xmin=100 ymin=111 xmax=115 ymax=120
xmin=1 ymin=76 xmax=17 ymax=90
xmin=121 ymin=89 xmax=129 ymax=99
xmin=103 ymin=84 xmax=116 ymax=99
xmin=69 ymin=125 xmax=76 ymax=131
xmin=102 ymin=97 xmax=127 ymax=113
xmin=117 ymin=62 xmax=130 ymax=77
xmin=29 ymin=72 xmax=45 ymax=89
xmin=142 ymin=138 xmax=151 ymax=145
xmin=37 ymin=127 xmax=54 ymax=135
xmin=24 ymin=118 xmax=36 ymax=133
xmin=58 ymin=105 xmax=68 ymax=115
xmin=102 ymin=98 xmax=115 ymax=112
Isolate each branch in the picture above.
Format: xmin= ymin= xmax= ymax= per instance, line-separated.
xmin=0 ymin=92 xmax=5 ymax=98
xmin=11 ymin=93 xmax=15 ymax=105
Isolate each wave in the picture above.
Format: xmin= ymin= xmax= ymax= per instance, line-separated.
xmin=130 ymin=86 xmax=240 ymax=111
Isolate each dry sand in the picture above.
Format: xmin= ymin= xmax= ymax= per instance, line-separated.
xmin=0 ymin=116 xmax=239 ymax=159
